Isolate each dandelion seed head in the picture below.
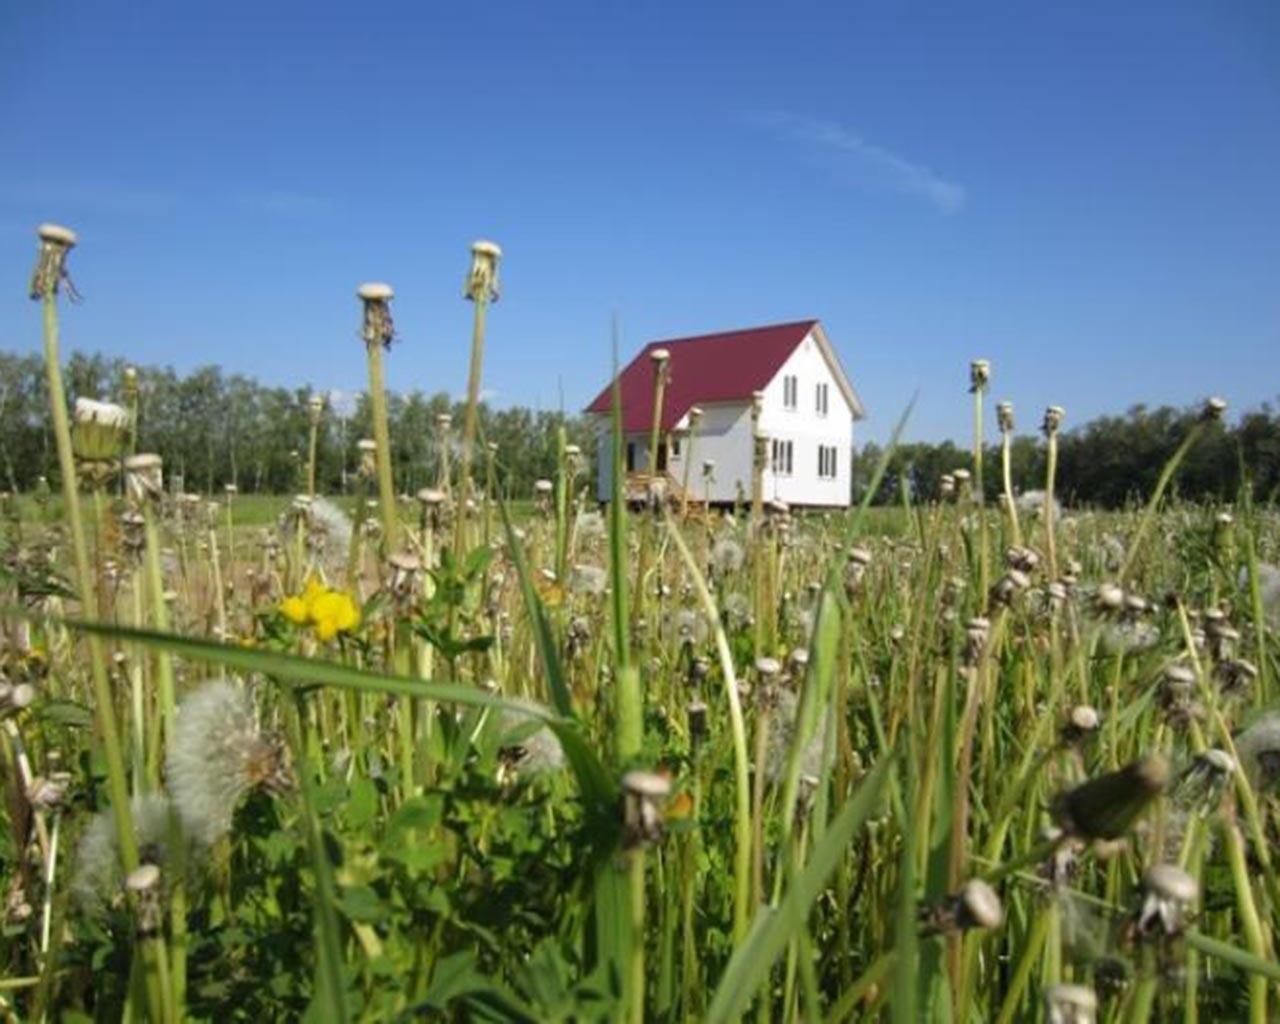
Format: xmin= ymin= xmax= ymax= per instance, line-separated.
xmin=167 ymin=680 xmax=290 ymax=846
xmin=1235 ymin=713 xmax=1280 ymax=790
xmin=499 ymin=702 xmax=565 ymax=775
xmin=575 ymin=510 xmax=605 ymax=542
xmin=569 ymin=563 xmax=607 ymax=596
xmin=711 ymin=537 xmax=745 ymax=575
xmin=765 ymin=688 xmax=831 ymax=784
xmin=74 ymin=794 xmax=178 ymax=916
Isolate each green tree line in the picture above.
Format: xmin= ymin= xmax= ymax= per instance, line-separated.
xmin=0 ymin=351 xmax=596 ymax=498
xmin=852 ymin=401 xmax=1280 ymax=507
xmin=4 ymin=352 xmax=1277 ymax=506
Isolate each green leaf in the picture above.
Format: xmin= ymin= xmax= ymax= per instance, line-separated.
xmin=35 ymin=698 xmax=93 ymax=729
xmin=345 ymin=776 xmax=378 ymax=831
xmin=337 ymin=884 xmax=386 ymax=924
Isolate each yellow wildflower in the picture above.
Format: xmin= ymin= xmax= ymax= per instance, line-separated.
xmin=280 ymin=595 xmax=309 ymax=625
xmin=301 ymin=576 xmax=326 ymax=612
xmin=279 ymin=579 xmax=361 ymax=642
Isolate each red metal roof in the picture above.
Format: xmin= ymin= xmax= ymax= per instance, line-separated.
xmin=585 ymin=320 xmax=818 ymax=433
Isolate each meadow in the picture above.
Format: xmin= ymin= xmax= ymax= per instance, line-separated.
xmin=2 ymin=226 xmax=1280 ymax=1022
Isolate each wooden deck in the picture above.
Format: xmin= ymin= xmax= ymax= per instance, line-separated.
xmin=623 ymin=471 xmax=704 ymax=513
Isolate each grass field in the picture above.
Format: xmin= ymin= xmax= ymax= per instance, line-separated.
xmin=5 ymin=254 xmax=1279 ymax=1022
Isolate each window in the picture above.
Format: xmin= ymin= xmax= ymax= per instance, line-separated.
xmin=816 ymin=382 xmax=829 ymax=417
xmin=626 ymin=442 xmax=637 ymax=472
xmin=818 ymin=445 xmax=838 ymax=479
xmin=771 ymin=439 xmax=794 ymax=476
xmin=670 ymin=437 xmax=681 ymax=457
xmin=783 ymin=375 xmax=798 ymax=410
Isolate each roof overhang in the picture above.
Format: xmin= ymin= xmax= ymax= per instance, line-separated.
xmin=808 ymin=322 xmax=865 ymax=420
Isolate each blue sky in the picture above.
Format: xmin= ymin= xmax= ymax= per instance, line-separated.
xmin=1 ymin=1 xmax=1277 ymax=442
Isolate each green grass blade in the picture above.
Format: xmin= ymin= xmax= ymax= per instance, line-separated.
xmin=283 ymin=689 xmax=350 ymax=1024
xmin=706 ymin=752 xmax=894 ymax=1024
xmin=890 ymin=760 xmax=919 ymax=1024
xmin=1185 ymin=930 xmax=1280 ymax=984
xmin=608 ymin=315 xmax=631 ymax=673
xmin=497 ymin=493 xmax=575 ymax=718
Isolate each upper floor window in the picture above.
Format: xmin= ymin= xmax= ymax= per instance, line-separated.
xmin=783 ymin=375 xmax=798 ymax=410
xmin=816 ymin=382 xmax=829 ymax=417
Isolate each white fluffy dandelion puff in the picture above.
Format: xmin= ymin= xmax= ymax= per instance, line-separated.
xmin=711 ymin=536 xmax=745 ymax=576
xmin=166 ymin=680 xmax=291 ymax=846
xmin=498 ymin=701 xmax=565 ymax=776
xmin=1235 ymin=713 xmax=1280 ymax=791
xmin=568 ymin=563 xmax=608 ymax=597
xmin=74 ymin=794 xmax=179 ymax=916
xmin=1240 ymin=562 xmax=1280 ymax=626
xmin=766 ymin=689 xmax=832 ymax=785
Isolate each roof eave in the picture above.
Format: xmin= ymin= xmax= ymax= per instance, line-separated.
xmin=808 ymin=322 xmax=866 ymax=420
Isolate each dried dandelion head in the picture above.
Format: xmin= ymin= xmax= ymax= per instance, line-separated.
xmin=30 ymin=222 xmax=79 ymax=300
xmin=357 ymin=438 xmax=378 ymax=478
xmin=996 ymin=400 xmax=1015 ymax=433
xmin=1136 ymin=864 xmax=1198 ymax=937
xmin=1042 ymin=405 xmax=1066 ymax=436
xmin=1201 ymin=397 xmax=1227 ymax=422
xmin=166 ymin=680 xmax=291 ymax=846
xmin=464 ymin=240 xmax=502 ymax=302
xmin=72 ymin=398 xmax=132 ymax=465
xmin=1044 ymin=984 xmax=1098 ymax=1024
xmin=124 ymin=453 xmax=164 ymax=505
xmin=922 ymin=878 xmax=1004 ymax=935
xmin=969 ymin=359 xmax=990 ymax=392
xmin=357 ymin=282 xmax=395 ymax=348
xmin=621 ymin=770 xmax=671 ymax=849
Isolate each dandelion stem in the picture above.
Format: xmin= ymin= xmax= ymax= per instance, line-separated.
xmin=40 ymin=285 xmax=169 ymax=1024
xmin=456 ymin=288 xmax=489 ymax=555
xmin=364 ymin=341 xmax=398 ymax=550
xmin=664 ymin=510 xmax=752 ymax=946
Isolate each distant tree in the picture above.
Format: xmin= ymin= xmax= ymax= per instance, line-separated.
xmin=0 ymin=351 xmax=1272 ymax=505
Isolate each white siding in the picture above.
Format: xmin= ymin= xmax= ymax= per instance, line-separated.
xmin=595 ymin=407 xmax=756 ymax=505
xmin=756 ymin=329 xmax=853 ymax=507
xmin=669 ymin=403 xmax=755 ymax=505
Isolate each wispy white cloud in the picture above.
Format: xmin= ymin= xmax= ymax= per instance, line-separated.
xmin=749 ymin=111 xmax=966 ymax=214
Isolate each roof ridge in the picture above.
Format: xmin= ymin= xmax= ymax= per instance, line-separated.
xmin=645 ymin=318 xmax=817 ymax=347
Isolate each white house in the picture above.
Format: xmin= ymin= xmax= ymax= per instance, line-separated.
xmin=585 ymin=320 xmax=865 ymax=507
